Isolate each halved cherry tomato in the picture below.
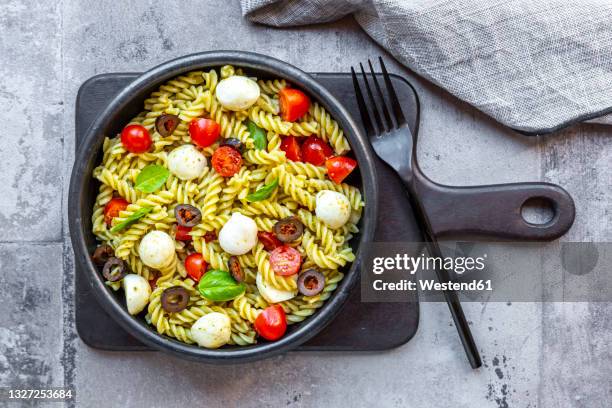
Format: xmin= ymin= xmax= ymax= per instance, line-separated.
xmin=212 ymin=146 xmax=243 ymax=177
xmin=280 ymin=136 xmax=302 ymax=162
xmin=121 ymin=124 xmax=152 ymax=153
xmin=189 ymin=118 xmax=220 ymax=148
xmin=103 ymin=197 xmax=129 ymax=226
xmin=185 ymin=253 xmax=207 ymax=282
xmin=326 ymin=156 xmax=357 ymax=184
xmin=258 ymin=231 xmax=282 ymax=251
xmin=301 ymin=136 xmax=333 ymax=166
xmin=279 ymin=88 xmax=310 ymax=122
xmin=254 ymin=305 xmax=287 ymax=341
xmin=175 ymin=225 xmax=192 ymax=241
xmin=269 ymin=245 xmax=302 ymax=276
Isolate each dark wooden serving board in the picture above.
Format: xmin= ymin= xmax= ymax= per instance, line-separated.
xmin=74 ymin=72 xmax=422 ymax=351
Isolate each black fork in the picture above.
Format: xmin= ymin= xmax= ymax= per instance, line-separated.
xmin=352 ymin=57 xmax=482 ymax=369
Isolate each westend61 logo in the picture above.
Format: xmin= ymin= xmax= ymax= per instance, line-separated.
xmin=372 ymin=253 xmax=487 ymax=275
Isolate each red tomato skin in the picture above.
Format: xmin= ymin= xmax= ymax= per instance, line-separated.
xmin=103 ymin=197 xmax=129 ymax=226
xmin=185 ymin=253 xmax=207 ymax=282
xmin=269 ymin=245 xmax=302 ymax=276
xmin=326 ymin=156 xmax=358 ymax=184
xmin=212 ymin=146 xmax=243 ymax=177
xmin=301 ymin=136 xmax=333 ymax=166
xmin=279 ymin=88 xmax=310 ymax=122
xmin=280 ymin=136 xmax=302 ymax=162
xmin=255 ymin=305 xmax=287 ymax=341
xmin=175 ymin=225 xmax=192 ymax=241
xmin=257 ymin=231 xmax=282 ymax=251
xmin=121 ymin=125 xmax=152 ymax=154
xmin=189 ymin=118 xmax=221 ymax=148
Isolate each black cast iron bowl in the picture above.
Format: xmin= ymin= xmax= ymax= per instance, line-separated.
xmin=69 ymin=51 xmax=378 ymax=363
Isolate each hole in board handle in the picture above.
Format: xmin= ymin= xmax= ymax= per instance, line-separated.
xmin=521 ymin=197 xmax=555 ymax=225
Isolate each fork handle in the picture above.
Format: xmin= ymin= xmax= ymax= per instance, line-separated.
xmin=401 ymin=182 xmax=483 ymax=369
xmin=415 ymin=176 xmax=575 ymax=240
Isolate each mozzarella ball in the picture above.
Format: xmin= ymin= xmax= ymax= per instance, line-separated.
xmin=315 ymin=190 xmax=351 ymax=229
xmin=218 ymin=213 xmax=258 ymax=255
xmin=167 ymin=144 xmax=207 ymax=181
xmin=138 ymin=231 xmax=175 ymax=269
xmin=215 ymin=76 xmax=260 ymax=111
xmin=256 ymin=272 xmax=297 ymax=303
xmin=191 ymin=312 xmax=232 ymax=349
xmin=123 ymin=274 xmax=151 ymax=315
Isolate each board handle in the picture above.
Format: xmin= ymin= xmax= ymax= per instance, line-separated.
xmin=415 ymin=174 xmax=575 ymax=240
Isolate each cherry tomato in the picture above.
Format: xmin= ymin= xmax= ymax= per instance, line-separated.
xmin=326 ymin=156 xmax=357 ymax=184
xmin=185 ymin=253 xmax=207 ymax=282
xmin=280 ymin=136 xmax=302 ymax=162
xmin=257 ymin=231 xmax=282 ymax=251
xmin=269 ymin=245 xmax=302 ymax=276
xmin=121 ymin=124 xmax=152 ymax=154
xmin=301 ymin=136 xmax=333 ymax=166
xmin=254 ymin=305 xmax=287 ymax=341
xmin=212 ymin=146 xmax=243 ymax=177
xmin=279 ymin=88 xmax=310 ymax=122
xmin=189 ymin=118 xmax=220 ymax=148
xmin=103 ymin=197 xmax=129 ymax=226
xmin=175 ymin=225 xmax=192 ymax=241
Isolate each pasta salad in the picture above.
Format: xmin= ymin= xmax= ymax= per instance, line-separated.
xmin=90 ymin=65 xmax=364 ymax=348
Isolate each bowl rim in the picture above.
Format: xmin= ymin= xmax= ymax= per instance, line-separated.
xmin=69 ymin=50 xmax=378 ymax=362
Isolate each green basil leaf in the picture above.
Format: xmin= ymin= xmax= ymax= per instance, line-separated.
xmin=110 ymin=207 xmax=153 ymax=233
xmin=247 ymin=120 xmax=267 ymax=150
xmin=135 ymin=164 xmax=169 ymax=193
xmin=198 ymin=270 xmax=246 ymax=301
xmin=246 ymin=178 xmax=279 ymax=202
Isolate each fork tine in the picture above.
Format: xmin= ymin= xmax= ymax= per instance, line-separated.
xmin=351 ymin=67 xmax=376 ymax=137
xmin=379 ymin=56 xmax=406 ymax=126
xmin=359 ymin=62 xmax=385 ymax=133
xmin=368 ymin=59 xmax=394 ymax=130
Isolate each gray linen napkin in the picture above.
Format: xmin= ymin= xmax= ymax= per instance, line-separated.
xmin=240 ymin=0 xmax=612 ymax=134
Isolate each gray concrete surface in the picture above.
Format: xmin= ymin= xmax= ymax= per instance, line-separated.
xmin=0 ymin=0 xmax=610 ymax=407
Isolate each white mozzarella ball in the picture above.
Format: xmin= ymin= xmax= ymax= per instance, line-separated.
xmin=218 ymin=213 xmax=258 ymax=255
xmin=138 ymin=231 xmax=175 ymax=269
xmin=191 ymin=312 xmax=232 ymax=349
xmin=123 ymin=274 xmax=151 ymax=315
xmin=256 ymin=272 xmax=297 ymax=303
xmin=167 ymin=144 xmax=207 ymax=181
xmin=315 ymin=190 xmax=351 ymax=229
xmin=215 ymin=76 xmax=260 ymax=111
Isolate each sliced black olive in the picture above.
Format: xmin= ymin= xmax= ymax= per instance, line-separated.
xmin=220 ymin=138 xmax=244 ymax=154
xmin=161 ymin=286 xmax=190 ymax=313
xmin=155 ymin=114 xmax=179 ymax=137
xmin=92 ymin=244 xmax=114 ymax=266
xmin=297 ymin=269 xmax=325 ymax=296
xmin=174 ymin=204 xmax=202 ymax=227
xmin=273 ymin=216 xmax=304 ymax=242
xmin=228 ymin=256 xmax=243 ymax=283
xmin=102 ymin=257 xmax=126 ymax=282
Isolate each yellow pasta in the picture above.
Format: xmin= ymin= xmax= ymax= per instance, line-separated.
xmin=90 ymin=66 xmax=363 ymax=349
xmin=308 ymin=102 xmax=351 ymax=154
